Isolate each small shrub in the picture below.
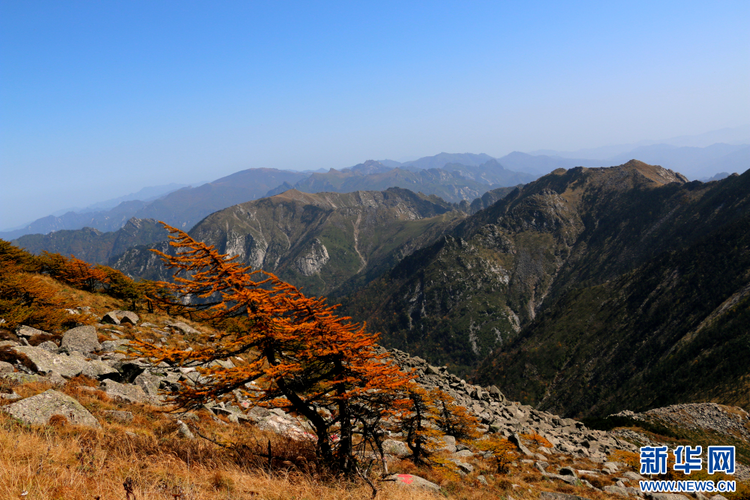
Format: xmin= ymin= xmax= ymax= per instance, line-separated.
xmin=608 ymin=449 xmax=639 ymax=469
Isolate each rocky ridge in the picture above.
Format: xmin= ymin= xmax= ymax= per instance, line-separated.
xmin=113 ymin=187 xmax=466 ymax=296
xmin=2 ymin=316 xmax=638 ymax=461
xmin=613 ymin=404 xmax=750 ymax=443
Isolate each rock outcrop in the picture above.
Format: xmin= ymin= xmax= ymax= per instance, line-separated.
xmin=3 ymin=389 xmax=100 ymax=429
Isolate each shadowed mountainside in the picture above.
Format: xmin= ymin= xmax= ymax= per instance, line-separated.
xmin=341 ymin=162 xmax=750 ymax=419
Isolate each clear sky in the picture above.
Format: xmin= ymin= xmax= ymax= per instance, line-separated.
xmin=1 ymin=1 xmax=749 ymax=229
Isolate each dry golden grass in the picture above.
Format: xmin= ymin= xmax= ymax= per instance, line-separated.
xmin=0 ymin=406 xmax=444 ymax=500
xmin=0 ymin=375 xmax=635 ymax=500
xmin=5 ymin=375 xmax=749 ymax=500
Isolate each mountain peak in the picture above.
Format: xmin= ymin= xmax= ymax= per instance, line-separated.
xmin=617 ymin=159 xmax=689 ymax=185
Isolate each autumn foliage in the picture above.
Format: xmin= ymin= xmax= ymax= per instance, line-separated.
xmin=131 ymin=223 xmax=417 ymax=473
xmin=37 ymin=252 xmax=110 ymax=292
xmin=0 ymin=241 xmax=75 ymax=331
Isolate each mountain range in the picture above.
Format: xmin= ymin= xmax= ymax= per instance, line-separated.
xmin=6 ymin=141 xmax=747 ymax=241
xmin=5 ymin=151 xmax=750 ymax=420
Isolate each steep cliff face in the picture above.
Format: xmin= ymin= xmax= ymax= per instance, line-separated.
xmin=345 ymin=162 xmax=750 ymax=418
xmin=114 ymin=188 xmax=465 ymax=297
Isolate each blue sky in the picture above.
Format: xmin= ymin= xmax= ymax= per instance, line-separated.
xmin=1 ymin=1 xmax=749 ymax=228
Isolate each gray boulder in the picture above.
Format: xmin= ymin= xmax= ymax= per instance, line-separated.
xmin=102 ymin=379 xmax=154 ymax=405
xmin=386 ymin=473 xmax=441 ymax=492
xmin=101 ymin=312 xmax=120 ymax=325
xmin=102 ymin=410 xmax=134 ymax=424
xmin=12 ymin=346 xmax=89 ymax=378
xmin=117 ymin=311 xmax=140 ymax=325
xmin=61 ymin=326 xmax=100 ymax=355
xmin=437 ymin=435 xmax=457 ymax=453
xmin=80 ymin=359 xmax=120 ymax=380
xmin=448 ymin=458 xmax=474 ymax=474
xmin=100 ymin=339 xmax=131 ymax=353
xmin=134 ymin=370 xmax=163 ymax=399
xmin=604 ymin=485 xmax=632 ymax=497
xmin=383 ymin=439 xmax=411 ymax=457
xmin=177 ymin=420 xmax=195 ymax=439
xmin=509 ymin=433 xmax=533 ymax=456
xmin=15 ymin=325 xmax=47 ymax=339
xmin=167 ymin=322 xmax=198 ymax=335
xmin=0 ymin=361 xmax=13 ymax=373
xmin=3 ymin=389 xmax=100 ymax=428
xmin=37 ymin=341 xmax=59 ymax=353
xmin=10 ymin=346 xmax=116 ymax=380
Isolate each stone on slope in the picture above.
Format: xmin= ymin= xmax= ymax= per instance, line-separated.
xmin=134 ymin=370 xmax=163 ymax=399
xmin=102 ymin=379 xmax=155 ymax=405
xmin=11 ymin=346 xmax=90 ymax=378
xmin=100 ymin=339 xmax=131 ymax=353
xmin=15 ymin=325 xmax=48 ymax=339
xmin=80 ymin=359 xmax=120 ymax=380
xmin=116 ymin=311 xmax=140 ymax=325
xmin=386 ymin=473 xmax=441 ymax=492
xmin=61 ymin=326 xmax=100 ymax=355
xmin=383 ymin=439 xmax=411 ymax=457
xmin=166 ymin=322 xmax=198 ymax=335
xmin=102 ymin=410 xmax=134 ymax=424
xmin=101 ymin=312 xmax=120 ymax=325
xmin=3 ymin=389 xmax=100 ymax=428
xmin=177 ymin=420 xmax=195 ymax=439
xmin=37 ymin=341 xmax=59 ymax=353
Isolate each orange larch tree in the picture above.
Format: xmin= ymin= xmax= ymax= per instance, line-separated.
xmin=38 ymin=252 xmax=109 ymax=292
xmin=0 ymin=241 xmax=77 ymax=331
xmin=131 ymin=224 xmax=414 ymax=474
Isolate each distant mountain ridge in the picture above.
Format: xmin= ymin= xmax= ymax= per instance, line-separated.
xmin=13 ymin=218 xmax=168 ymax=265
xmin=293 ymin=160 xmax=535 ymax=203
xmin=1 ymin=168 xmax=308 ymax=240
xmin=6 ymin=142 xmax=746 ymax=241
